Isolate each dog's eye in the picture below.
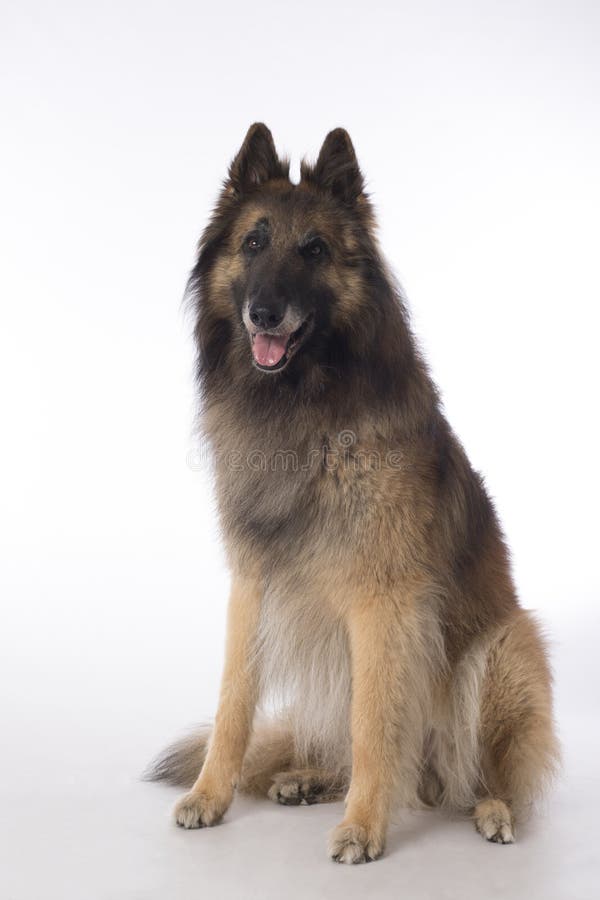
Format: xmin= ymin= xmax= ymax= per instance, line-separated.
xmin=302 ymin=238 xmax=327 ymax=260
xmin=245 ymin=235 xmax=263 ymax=252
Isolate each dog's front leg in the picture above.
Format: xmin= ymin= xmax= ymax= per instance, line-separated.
xmin=329 ymin=594 xmax=424 ymax=863
xmin=174 ymin=573 xmax=262 ymax=828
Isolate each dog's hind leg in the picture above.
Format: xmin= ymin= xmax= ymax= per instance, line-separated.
xmin=474 ymin=797 xmax=515 ymax=843
xmin=475 ymin=610 xmax=560 ymax=843
xmin=237 ymin=718 xmax=296 ymax=796
xmin=267 ymin=768 xmax=349 ymax=805
xmin=241 ymin=718 xmax=349 ymax=802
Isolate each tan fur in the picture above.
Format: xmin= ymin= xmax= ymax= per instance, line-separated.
xmin=268 ymin=769 xmax=348 ymax=805
xmin=479 ymin=609 xmax=560 ymax=818
xmin=474 ymin=798 xmax=515 ymax=843
xmin=173 ymin=573 xmax=262 ymax=827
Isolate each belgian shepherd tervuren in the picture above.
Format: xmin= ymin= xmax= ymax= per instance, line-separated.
xmin=147 ymin=124 xmax=559 ymax=863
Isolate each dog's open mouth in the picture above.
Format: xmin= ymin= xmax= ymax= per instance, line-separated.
xmin=250 ymin=315 xmax=313 ymax=372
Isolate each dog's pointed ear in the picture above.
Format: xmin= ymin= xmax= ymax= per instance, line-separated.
xmin=227 ymin=123 xmax=286 ymax=197
xmin=305 ymin=128 xmax=365 ymax=205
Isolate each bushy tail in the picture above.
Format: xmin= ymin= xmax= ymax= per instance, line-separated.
xmin=144 ymin=717 xmax=295 ymax=795
xmin=144 ymin=724 xmax=212 ymax=788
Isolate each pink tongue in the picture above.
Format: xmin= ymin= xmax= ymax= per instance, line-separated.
xmin=252 ymin=333 xmax=288 ymax=367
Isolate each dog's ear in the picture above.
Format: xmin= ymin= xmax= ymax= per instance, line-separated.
xmin=303 ymin=128 xmax=365 ymax=205
xmin=227 ymin=123 xmax=287 ymax=197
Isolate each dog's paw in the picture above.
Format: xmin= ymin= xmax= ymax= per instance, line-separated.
xmin=173 ymin=789 xmax=229 ymax=829
xmin=328 ymin=823 xmax=384 ymax=864
xmin=474 ymin=798 xmax=515 ymax=844
xmin=268 ymin=769 xmax=345 ymax=806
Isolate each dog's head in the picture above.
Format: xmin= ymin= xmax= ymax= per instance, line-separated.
xmin=191 ymin=124 xmax=395 ymax=388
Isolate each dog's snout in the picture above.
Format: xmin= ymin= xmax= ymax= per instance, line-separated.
xmin=248 ymin=302 xmax=285 ymax=330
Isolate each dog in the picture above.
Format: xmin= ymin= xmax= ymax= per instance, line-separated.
xmin=147 ymin=124 xmax=559 ymax=863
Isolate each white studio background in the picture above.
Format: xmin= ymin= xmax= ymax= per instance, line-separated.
xmin=1 ymin=2 xmax=599 ymax=899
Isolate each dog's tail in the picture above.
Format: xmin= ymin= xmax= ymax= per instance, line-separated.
xmin=143 ymin=724 xmax=212 ymax=788
xmin=143 ymin=717 xmax=295 ymax=795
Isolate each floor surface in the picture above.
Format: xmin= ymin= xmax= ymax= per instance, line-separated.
xmin=1 ymin=700 xmax=598 ymax=899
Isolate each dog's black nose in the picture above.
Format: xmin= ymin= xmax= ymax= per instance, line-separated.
xmin=249 ymin=303 xmax=285 ymax=330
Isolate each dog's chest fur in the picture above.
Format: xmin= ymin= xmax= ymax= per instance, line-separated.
xmin=254 ymin=573 xmax=353 ymax=767
xmin=208 ymin=403 xmax=430 ymax=573
xmin=205 ymin=404 xmax=432 ymax=765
